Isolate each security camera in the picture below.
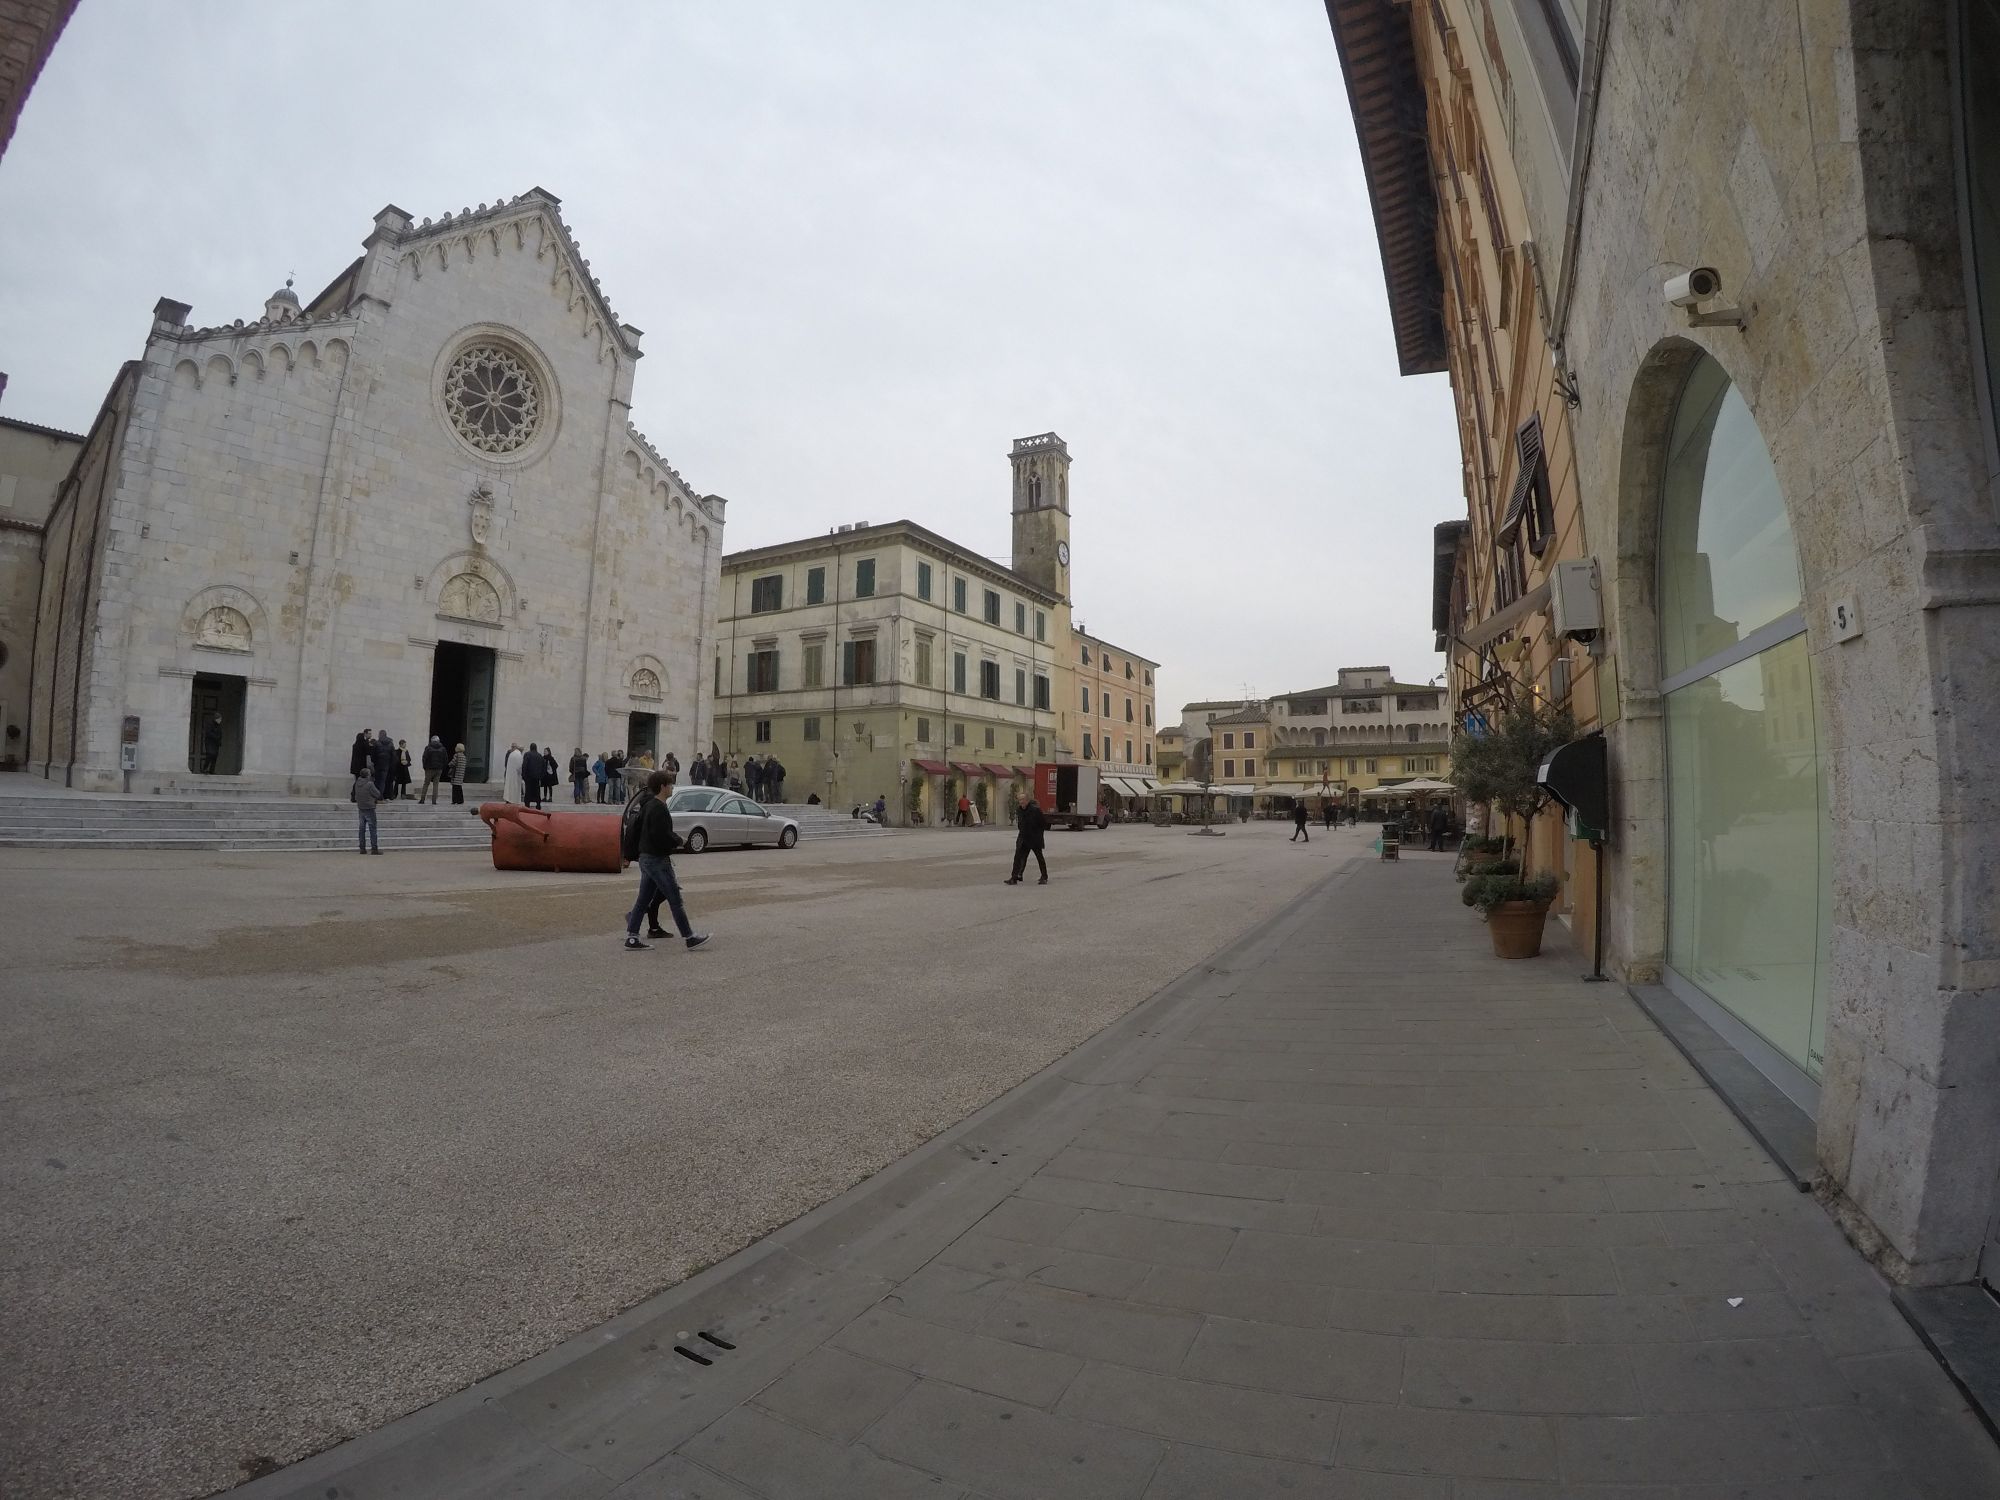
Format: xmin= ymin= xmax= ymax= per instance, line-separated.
xmin=1664 ymin=267 xmax=1722 ymax=308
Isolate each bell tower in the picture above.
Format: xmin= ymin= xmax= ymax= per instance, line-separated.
xmin=1009 ymin=432 xmax=1072 ymax=600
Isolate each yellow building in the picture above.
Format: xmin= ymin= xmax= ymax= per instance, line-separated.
xmin=714 ymin=432 xmax=1163 ymax=823
xmin=1329 ymin=0 xmax=1600 ymax=945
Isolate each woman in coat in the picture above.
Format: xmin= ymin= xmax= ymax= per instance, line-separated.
xmin=395 ymin=740 xmax=413 ymax=799
xmin=371 ymin=730 xmax=396 ymax=798
xmin=542 ymin=746 xmax=560 ymax=803
xmin=448 ymin=743 xmax=467 ymax=804
xmin=592 ymin=753 xmax=608 ymax=803
xmin=350 ymin=730 xmax=372 ymax=778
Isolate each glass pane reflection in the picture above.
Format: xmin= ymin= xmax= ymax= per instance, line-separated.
xmin=1665 ymin=634 xmax=1827 ymax=1075
xmin=1659 ymin=361 xmax=1804 ymax=678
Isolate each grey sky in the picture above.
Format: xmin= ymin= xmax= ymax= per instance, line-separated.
xmin=0 ymin=0 xmax=1459 ymax=709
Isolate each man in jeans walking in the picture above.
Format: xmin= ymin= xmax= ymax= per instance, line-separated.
xmin=624 ymin=770 xmax=710 ymax=952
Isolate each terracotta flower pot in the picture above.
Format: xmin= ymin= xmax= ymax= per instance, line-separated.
xmin=1486 ymin=899 xmax=1552 ymax=959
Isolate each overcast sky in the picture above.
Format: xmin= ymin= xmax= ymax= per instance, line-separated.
xmin=0 ymin=0 xmax=1459 ymax=710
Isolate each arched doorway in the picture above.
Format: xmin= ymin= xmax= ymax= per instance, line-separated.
xmin=1659 ymin=355 xmax=1831 ymax=1095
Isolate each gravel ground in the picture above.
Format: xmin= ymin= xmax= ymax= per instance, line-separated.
xmin=0 ymin=818 xmax=1361 ymax=1499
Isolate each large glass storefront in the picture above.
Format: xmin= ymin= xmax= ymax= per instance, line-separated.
xmin=1660 ymin=356 xmax=1830 ymax=1087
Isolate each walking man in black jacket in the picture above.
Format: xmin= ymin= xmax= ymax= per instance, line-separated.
xmin=624 ymin=770 xmax=710 ymax=952
xmin=1004 ymin=791 xmax=1049 ymax=885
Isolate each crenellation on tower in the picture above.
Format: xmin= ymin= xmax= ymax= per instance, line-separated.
xmin=1008 ymin=430 xmax=1071 ymax=600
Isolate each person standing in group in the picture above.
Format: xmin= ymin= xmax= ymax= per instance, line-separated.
xmin=393 ymin=739 xmax=413 ymax=800
xmin=621 ymin=770 xmax=709 ymax=952
xmin=662 ymin=750 xmax=680 ymax=789
xmin=764 ymin=755 xmax=784 ymax=802
xmin=448 ymin=742 xmax=467 ymax=804
xmin=350 ymin=729 xmax=372 ymax=778
xmin=611 ymin=749 xmax=629 ymax=801
xmin=199 ymin=712 xmax=224 ymax=774
xmin=418 ymin=736 xmax=445 ymax=804
xmin=502 ymin=742 xmax=525 ymax=803
xmin=371 ymin=730 xmax=396 ymax=799
xmin=592 ymin=751 xmax=609 ymax=803
xmin=568 ymin=747 xmax=588 ymax=803
xmin=1427 ymin=801 xmax=1450 ymax=853
xmin=524 ymin=744 xmax=546 ymax=809
xmin=543 ymin=747 xmax=561 ymax=805
xmin=956 ymin=791 xmax=971 ymax=827
xmin=353 ymin=767 xmax=382 ymax=855
xmin=1004 ymin=789 xmax=1048 ymax=885
xmin=688 ymin=751 xmax=707 ymax=788
xmin=1291 ymin=801 xmax=1310 ymax=842
xmin=742 ymin=754 xmax=760 ymax=801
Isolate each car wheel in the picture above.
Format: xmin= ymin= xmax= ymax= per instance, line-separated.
xmin=685 ymin=827 xmax=709 ymax=853
xmin=778 ymin=825 xmax=798 ymax=849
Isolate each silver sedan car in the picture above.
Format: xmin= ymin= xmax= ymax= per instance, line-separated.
xmin=664 ymin=787 xmax=800 ymax=852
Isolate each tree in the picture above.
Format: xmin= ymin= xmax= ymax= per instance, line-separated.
xmin=1449 ymin=701 xmax=1577 ymax=878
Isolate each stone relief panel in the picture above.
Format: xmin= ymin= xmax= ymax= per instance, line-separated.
xmin=194 ymin=605 xmax=253 ymax=652
xmin=439 ymin=571 xmax=502 ymax=623
xmin=630 ymin=667 xmax=662 ymax=699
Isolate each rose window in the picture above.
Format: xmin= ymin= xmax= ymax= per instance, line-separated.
xmin=443 ymin=345 xmax=540 ymax=453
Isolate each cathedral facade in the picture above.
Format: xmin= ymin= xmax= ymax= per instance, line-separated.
xmin=26 ymin=188 xmax=720 ymax=792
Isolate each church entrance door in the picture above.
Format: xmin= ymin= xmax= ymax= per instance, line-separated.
xmin=187 ymin=673 xmax=246 ymax=775
xmin=430 ymin=642 xmax=496 ymax=783
xmin=627 ymin=712 xmax=659 ymax=762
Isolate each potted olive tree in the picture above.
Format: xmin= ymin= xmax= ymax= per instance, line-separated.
xmin=1449 ymin=701 xmax=1576 ymax=959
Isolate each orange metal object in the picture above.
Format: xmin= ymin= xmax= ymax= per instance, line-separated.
xmin=477 ymin=802 xmax=625 ymax=873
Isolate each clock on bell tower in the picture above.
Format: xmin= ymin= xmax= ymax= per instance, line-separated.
xmin=1009 ymin=432 xmax=1071 ymax=601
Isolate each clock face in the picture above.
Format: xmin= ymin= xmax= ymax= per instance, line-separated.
xmin=1056 ymin=540 xmax=1070 ymax=566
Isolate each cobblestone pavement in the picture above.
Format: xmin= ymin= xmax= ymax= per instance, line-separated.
xmin=240 ymin=852 xmax=2000 ymax=1499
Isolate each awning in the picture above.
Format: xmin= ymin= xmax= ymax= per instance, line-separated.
xmin=1460 ymin=580 xmax=1551 ymax=650
xmin=1104 ymin=776 xmax=1150 ymax=797
xmin=1210 ymin=783 xmax=1257 ymax=796
xmin=913 ymin=759 xmax=950 ymax=775
xmin=981 ymin=763 xmax=1017 ymax=778
xmin=951 ymin=761 xmax=984 ymax=776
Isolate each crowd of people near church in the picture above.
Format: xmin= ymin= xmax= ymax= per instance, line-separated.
xmin=349 ymin=728 xmax=465 ymax=806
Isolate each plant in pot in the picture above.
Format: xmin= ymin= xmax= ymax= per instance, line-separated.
xmin=1459 ymin=834 xmax=1511 ymax=876
xmin=1449 ymin=701 xmax=1576 ymax=959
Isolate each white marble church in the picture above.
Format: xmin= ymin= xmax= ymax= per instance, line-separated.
xmin=24 ymin=188 xmax=721 ymax=792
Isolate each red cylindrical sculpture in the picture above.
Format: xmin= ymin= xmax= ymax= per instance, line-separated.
xmin=477 ymin=803 xmax=625 ymax=873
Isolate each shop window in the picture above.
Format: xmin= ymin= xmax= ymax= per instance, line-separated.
xmin=1660 ymin=354 xmax=1826 ymax=1080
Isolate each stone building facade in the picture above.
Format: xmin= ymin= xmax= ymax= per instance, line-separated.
xmin=26 ymin=189 xmax=721 ymax=794
xmin=0 ymin=415 xmax=81 ymax=766
xmin=1328 ymin=0 xmax=2000 ymax=1296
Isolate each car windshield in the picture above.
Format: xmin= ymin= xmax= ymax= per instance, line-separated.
xmin=669 ymin=788 xmax=721 ymax=812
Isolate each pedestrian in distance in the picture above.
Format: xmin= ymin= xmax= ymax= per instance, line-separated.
xmin=873 ymin=793 xmax=887 ymax=824
xmin=1321 ymin=798 xmax=1336 ymax=831
xmin=956 ymin=792 xmax=971 ymax=827
xmin=199 ymin=712 xmax=224 ymax=774
xmin=663 ymin=750 xmax=680 ymax=790
xmin=1427 ymin=801 xmax=1450 ymax=853
xmin=592 ymin=752 xmax=609 ymax=803
xmin=744 ymin=754 xmax=762 ymax=801
xmin=607 ymin=749 xmax=627 ymax=802
xmin=353 ymin=769 xmax=382 ymax=854
xmin=394 ymin=739 xmax=413 ymax=799
xmin=1291 ymin=801 xmax=1310 ymax=842
xmin=371 ymin=729 xmax=395 ymax=799
xmin=621 ymin=769 xmax=709 ymax=952
xmin=419 ymin=735 xmax=445 ymax=804
xmin=350 ymin=728 xmax=372 ymax=778
xmin=449 ymin=742 xmax=467 ymax=804
xmin=543 ymin=746 xmax=561 ymax=805
xmin=569 ymin=747 xmax=589 ymax=803
xmin=502 ymin=742 xmax=525 ymax=804
xmin=1004 ymin=789 xmax=1048 ymax=885
xmin=764 ymin=755 xmax=784 ymax=802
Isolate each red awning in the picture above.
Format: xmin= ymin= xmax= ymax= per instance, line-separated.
xmin=982 ymin=763 xmax=1018 ymax=778
xmin=912 ymin=759 xmax=950 ymax=775
xmin=951 ymin=761 xmax=985 ymax=775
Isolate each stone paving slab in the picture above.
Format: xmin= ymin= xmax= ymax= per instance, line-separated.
xmin=241 ymin=856 xmax=2000 ymax=1499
